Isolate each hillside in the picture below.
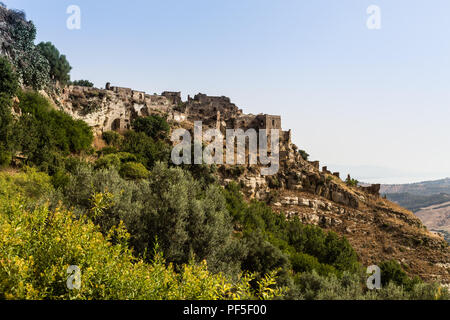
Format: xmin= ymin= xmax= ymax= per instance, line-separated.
xmin=416 ymin=202 xmax=450 ymax=233
xmin=1 ymin=4 xmax=449 ymax=299
xmin=381 ymin=178 xmax=450 ymax=196
xmin=44 ymin=83 xmax=449 ymax=285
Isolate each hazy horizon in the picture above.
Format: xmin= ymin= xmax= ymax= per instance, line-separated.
xmin=327 ymin=164 xmax=450 ymax=185
xmin=4 ymin=0 xmax=450 ymax=184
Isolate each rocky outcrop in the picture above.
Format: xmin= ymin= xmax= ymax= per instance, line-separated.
xmin=54 ymin=85 xmax=180 ymax=136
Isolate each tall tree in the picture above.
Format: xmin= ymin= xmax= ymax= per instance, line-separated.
xmin=37 ymin=42 xmax=72 ymax=85
xmin=0 ymin=56 xmax=19 ymax=98
xmin=0 ymin=56 xmax=19 ymax=166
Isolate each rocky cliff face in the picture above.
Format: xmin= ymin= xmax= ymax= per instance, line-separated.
xmin=51 ymin=85 xmax=177 ymax=136
xmin=218 ymin=144 xmax=450 ymax=285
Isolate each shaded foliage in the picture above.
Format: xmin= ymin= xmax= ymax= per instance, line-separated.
xmin=13 ymin=91 xmax=93 ymax=172
xmin=0 ymin=56 xmax=19 ymax=97
xmin=7 ymin=13 xmax=50 ymax=89
xmin=0 ymin=57 xmax=18 ymax=166
xmin=37 ymin=42 xmax=72 ymax=85
xmin=121 ymin=131 xmax=170 ymax=169
xmin=132 ymin=115 xmax=170 ymax=140
xmin=71 ymin=79 xmax=94 ymax=87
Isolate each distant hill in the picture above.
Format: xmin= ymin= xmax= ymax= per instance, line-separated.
xmin=415 ymin=201 xmax=450 ymax=233
xmin=384 ymin=193 xmax=450 ymax=213
xmin=382 ymin=178 xmax=450 ymax=243
xmin=381 ymin=178 xmax=450 ymax=196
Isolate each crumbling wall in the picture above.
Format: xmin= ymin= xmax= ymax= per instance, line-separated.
xmin=162 ymin=91 xmax=182 ymax=105
xmin=360 ymin=184 xmax=381 ymax=197
xmin=58 ymin=84 xmax=177 ymax=136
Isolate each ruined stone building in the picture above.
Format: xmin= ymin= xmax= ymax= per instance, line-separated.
xmin=58 ymin=84 xmax=291 ymax=146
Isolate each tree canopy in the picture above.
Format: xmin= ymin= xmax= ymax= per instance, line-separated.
xmin=37 ymin=42 xmax=72 ymax=85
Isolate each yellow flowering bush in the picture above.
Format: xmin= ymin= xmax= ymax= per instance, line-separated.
xmin=0 ymin=177 xmax=281 ymax=300
xmin=0 ymin=168 xmax=53 ymax=201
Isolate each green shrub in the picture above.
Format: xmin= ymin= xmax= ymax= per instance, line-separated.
xmin=62 ymin=163 xmax=244 ymax=275
xmin=291 ymin=271 xmax=365 ymax=300
xmin=0 ymin=189 xmax=279 ymax=300
xmin=299 ymin=150 xmax=309 ymax=161
xmin=102 ymin=131 xmax=123 ymax=148
xmin=0 ymin=148 xmax=12 ymax=167
xmin=0 ymin=95 xmax=13 ymax=140
xmin=290 ymin=252 xmax=337 ymax=276
xmin=51 ymin=168 xmax=70 ymax=190
xmin=13 ymin=91 xmax=93 ymax=167
xmin=119 ymin=162 xmax=149 ymax=180
xmin=0 ymin=167 xmax=54 ymax=202
xmin=241 ymin=232 xmax=290 ymax=278
xmin=346 ymin=177 xmax=359 ymax=187
xmin=8 ymin=14 xmax=50 ymax=89
xmin=0 ymin=56 xmax=19 ymax=97
xmin=115 ymin=152 xmax=137 ymax=163
xmin=0 ymin=58 xmax=18 ymax=155
xmin=122 ymin=131 xmax=170 ymax=169
xmin=97 ymin=146 xmax=119 ymax=156
xmin=36 ymin=42 xmax=72 ymax=85
xmin=267 ymin=176 xmax=281 ymax=188
xmin=289 ymin=270 xmax=449 ymax=300
xmin=131 ymin=115 xmax=170 ymax=139
xmin=94 ymin=154 xmax=121 ymax=170
xmin=378 ymin=260 xmax=422 ymax=291
xmin=225 ymin=166 xmax=245 ymax=177
xmin=71 ymin=80 xmax=94 ymax=87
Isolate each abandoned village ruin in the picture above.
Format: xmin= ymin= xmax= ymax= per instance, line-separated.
xmin=39 ymin=82 xmax=450 ymax=284
xmin=56 ymin=83 xmax=382 ymax=205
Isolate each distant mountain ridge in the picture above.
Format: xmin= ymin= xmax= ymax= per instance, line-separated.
xmin=381 ymin=178 xmax=450 ymax=196
xmin=385 ymin=193 xmax=450 ymax=213
xmin=382 ymin=178 xmax=450 ymax=243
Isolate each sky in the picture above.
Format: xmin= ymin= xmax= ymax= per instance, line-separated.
xmin=3 ymin=0 xmax=450 ymax=184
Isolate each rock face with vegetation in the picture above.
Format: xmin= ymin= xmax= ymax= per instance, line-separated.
xmin=49 ymin=79 xmax=450 ymax=286
xmin=0 ymin=4 xmax=449 ymax=299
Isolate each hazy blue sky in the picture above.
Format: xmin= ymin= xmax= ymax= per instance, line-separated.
xmin=4 ymin=0 xmax=450 ymax=183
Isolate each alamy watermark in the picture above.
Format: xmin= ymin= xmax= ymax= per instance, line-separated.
xmin=66 ymin=265 xmax=81 ymax=290
xmin=366 ymin=5 xmax=381 ymax=30
xmin=171 ymin=121 xmax=280 ymax=176
xmin=366 ymin=265 xmax=382 ymax=290
xmin=66 ymin=5 xmax=81 ymax=30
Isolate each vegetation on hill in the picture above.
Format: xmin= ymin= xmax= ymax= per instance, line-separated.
xmin=385 ymin=192 xmax=450 ymax=213
xmin=382 ymin=178 xmax=450 ymax=196
xmin=0 ymin=170 xmax=280 ymax=300
xmin=0 ymin=56 xmax=18 ymax=167
xmin=5 ymin=9 xmax=50 ymax=89
xmin=36 ymin=42 xmax=71 ymax=85
xmin=70 ymin=80 xmax=94 ymax=87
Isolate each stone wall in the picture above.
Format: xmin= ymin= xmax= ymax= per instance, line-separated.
xmin=162 ymin=91 xmax=182 ymax=105
xmin=58 ymin=84 xmax=176 ymax=136
xmin=60 ymin=84 xmax=289 ymax=142
xmin=360 ymin=184 xmax=381 ymax=196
